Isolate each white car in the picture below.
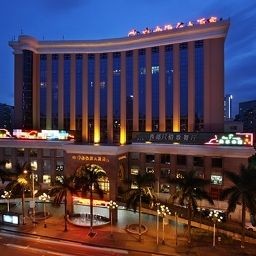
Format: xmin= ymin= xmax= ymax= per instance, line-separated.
xmin=245 ymin=222 xmax=256 ymax=232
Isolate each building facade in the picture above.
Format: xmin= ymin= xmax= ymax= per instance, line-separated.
xmin=4 ymin=17 xmax=255 ymax=209
xmin=239 ymin=100 xmax=256 ymax=132
xmin=10 ymin=18 xmax=229 ymax=144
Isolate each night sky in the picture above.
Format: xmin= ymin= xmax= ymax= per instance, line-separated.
xmin=0 ymin=0 xmax=255 ymax=116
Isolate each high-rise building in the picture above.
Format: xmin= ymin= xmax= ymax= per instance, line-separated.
xmin=0 ymin=103 xmax=14 ymax=130
xmin=239 ymin=100 xmax=256 ymax=132
xmin=9 ymin=17 xmax=229 ymax=143
xmin=224 ymin=94 xmax=233 ymax=120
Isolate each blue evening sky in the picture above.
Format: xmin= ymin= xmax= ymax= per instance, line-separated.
xmin=0 ymin=0 xmax=255 ymax=116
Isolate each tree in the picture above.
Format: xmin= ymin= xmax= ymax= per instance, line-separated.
xmin=73 ymin=164 xmax=107 ymax=237
xmin=49 ymin=176 xmax=76 ymax=231
xmin=124 ymin=172 xmax=156 ymax=241
xmin=169 ymin=169 xmax=213 ymax=245
xmin=5 ymin=162 xmax=33 ymax=224
xmin=220 ymin=165 xmax=256 ymax=248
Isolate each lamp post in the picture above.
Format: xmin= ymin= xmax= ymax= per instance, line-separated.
xmin=156 ymin=202 xmax=160 ymax=245
xmin=108 ymin=200 xmax=118 ymax=237
xmin=209 ymin=210 xmax=223 ymax=247
xmin=157 ymin=204 xmax=171 ymax=245
xmin=1 ymin=190 xmax=11 ymax=212
xmin=39 ymin=193 xmax=50 ymax=228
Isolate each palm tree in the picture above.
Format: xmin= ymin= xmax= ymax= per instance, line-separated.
xmin=124 ymin=172 xmax=156 ymax=241
xmin=49 ymin=175 xmax=76 ymax=231
xmin=169 ymin=169 xmax=213 ymax=245
xmin=73 ymin=164 xmax=107 ymax=237
xmin=220 ymin=165 xmax=256 ymax=248
xmin=5 ymin=162 xmax=32 ymax=224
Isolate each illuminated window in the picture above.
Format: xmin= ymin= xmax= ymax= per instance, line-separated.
xmin=160 ymin=183 xmax=170 ymax=193
xmin=146 ymin=167 xmax=154 ymax=173
xmin=131 ymin=168 xmax=139 ymax=175
xmin=131 ymin=181 xmax=138 ymax=189
xmin=43 ymin=175 xmax=51 ymax=184
xmin=30 ymin=160 xmax=37 ymax=171
xmin=211 ymin=174 xmax=223 ymax=185
xmin=98 ymin=177 xmax=109 ymax=192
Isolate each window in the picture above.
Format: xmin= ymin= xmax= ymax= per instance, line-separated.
xmin=56 ymin=149 xmax=64 ymax=157
xmin=211 ymin=174 xmax=223 ymax=185
xmin=193 ymin=156 xmax=204 ymax=167
xmin=30 ymin=160 xmax=37 ymax=171
xmin=4 ymin=148 xmax=12 ymax=156
xmin=160 ymin=183 xmax=170 ymax=193
xmin=30 ymin=149 xmax=37 ymax=157
xmin=17 ymin=148 xmax=25 ymax=157
xmin=43 ymin=149 xmax=51 ymax=157
xmin=43 ymin=175 xmax=51 ymax=184
xmin=212 ymin=158 xmax=223 ymax=168
xmin=43 ymin=159 xmax=51 ymax=172
xmin=131 ymin=168 xmax=139 ymax=175
xmin=130 ymin=152 xmax=139 ymax=160
xmin=145 ymin=167 xmax=154 ymax=173
xmin=177 ymin=155 xmax=186 ymax=166
xmin=161 ymin=154 xmax=170 ymax=164
xmin=160 ymin=168 xmax=171 ymax=178
xmin=146 ymin=154 xmax=155 ymax=163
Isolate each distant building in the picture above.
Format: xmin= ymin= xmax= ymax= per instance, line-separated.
xmin=0 ymin=103 xmax=14 ymax=130
xmin=239 ymin=100 xmax=256 ymax=132
xmin=224 ymin=94 xmax=233 ymax=120
xmin=224 ymin=120 xmax=243 ymax=133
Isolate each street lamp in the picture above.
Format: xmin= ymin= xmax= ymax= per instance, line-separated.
xmin=209 ymin=210 xmax=223 ymax=247
xmin=156 ymin=202 xmax=160 ymax=245
xmin=157 ymin=204 xmax=171 ymax=245
xmin=1 ymin=190 xmax=11 ymax=212
xmin=108 ymin=200 xmax=118 ymax=237
xmin=39 ymin=193 xmax=50 ymax=228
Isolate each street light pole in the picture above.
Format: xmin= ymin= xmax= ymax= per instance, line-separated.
xmin=209 ymin=210 xmax=223 ymax=247
xmin=157 ymin=204 xmax=170 ymax=245
xmin=156 ymin=203 xmax=160 ymax=245
xmin=39 ymin=193 xmax=50 ymax=228
xmin=108 ymin=200 xmax=118 ymax=237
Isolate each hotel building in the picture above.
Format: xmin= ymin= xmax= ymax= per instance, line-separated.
xmin=2 ymin=17 xmax=254 ymax=204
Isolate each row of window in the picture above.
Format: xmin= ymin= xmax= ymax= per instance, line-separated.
xmin=130 ymin=153 xmax=223 ymax=168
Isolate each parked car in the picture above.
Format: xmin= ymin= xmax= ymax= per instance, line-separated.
xmin=245 ymin=222 xmax=256 ymax=232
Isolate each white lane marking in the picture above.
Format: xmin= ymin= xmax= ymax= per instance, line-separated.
xmin=0 ymin=231 xmax=128 ymax=254
xmin=6 ymin=243 xmax=75 ymax=256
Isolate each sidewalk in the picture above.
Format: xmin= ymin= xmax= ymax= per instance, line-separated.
xmin=1 ymin=205 xmax=256 ymax=256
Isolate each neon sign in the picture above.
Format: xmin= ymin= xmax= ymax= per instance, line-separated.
xmin=128 ymin=16 xmax=219 ymax=36
xmin=205 ymin=133 xmax=253 ymax=146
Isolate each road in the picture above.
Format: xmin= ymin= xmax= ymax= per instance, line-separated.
xmin=0 ymin=230 xmax=129 ymax=256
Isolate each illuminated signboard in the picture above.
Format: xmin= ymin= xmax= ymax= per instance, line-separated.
xmin=3 ymin=214 xmax=19 ymax=225
xmin=0 ymin=129 xmax=12 ymax=138
xmin=12 ymin=129 xmax=74 ymax=141
xmin=128 ymin=16 xmax=219 ymax=36
xmin=132 ymin=132 xmax=253 ymax=146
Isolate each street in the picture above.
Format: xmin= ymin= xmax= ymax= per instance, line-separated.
xmin=0 ymin=230 xmax=128 ymax=256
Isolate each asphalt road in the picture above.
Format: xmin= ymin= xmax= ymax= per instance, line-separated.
xmin=0 ymin=230 xmax=129 ymax=256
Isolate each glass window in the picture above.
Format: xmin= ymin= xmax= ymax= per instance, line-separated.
xmin=29 ymin=149 xmax=37 ymax=157
xmin=4 ymin=148 xmax=12 ymax=156
xmin=146 ymin=154 xmax=155 ymax=163
xmin=211 ymin=174 xmax=223 ymax=185
xmin=212 ymin=158 xmax=223 ymax=168
xmin=161 ymin=154 xmax=170 ymax=164
xmin=43 ymin=174 xmax=51 ymax=184
xmin=56 ymin=161 xmax=64 ymax=172
xmin=160 ymin=168 xmax=171 ymax=178
xmin=177 ymin=155 xmax=186 ymax=166
xmin=30 ymin=160 xmax=37 ymax=171
xmin=193 ymin=156 xmax=204 ymax=167
xmin=131 ymin=168 xmax=139 ymax=175
xmin=160 ymin=183 xmax=170 ymax=193
xmin=145 ymin=167 xmax=154 ymax=173
xmin=130 ymin=152 xmax=139 ymax=160
xmin=56 ymin=149 xmax=64 ymax=157
xmin=17 ymin=148 xmax=25 ymax=157
xmin=43 ymin=149 xmax=51 ymax=157
xmin=43 ymin=159 xmax=51 ymax=172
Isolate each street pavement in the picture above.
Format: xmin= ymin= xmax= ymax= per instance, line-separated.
xmin=1 ymin=202 xmax=256 ymax=255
